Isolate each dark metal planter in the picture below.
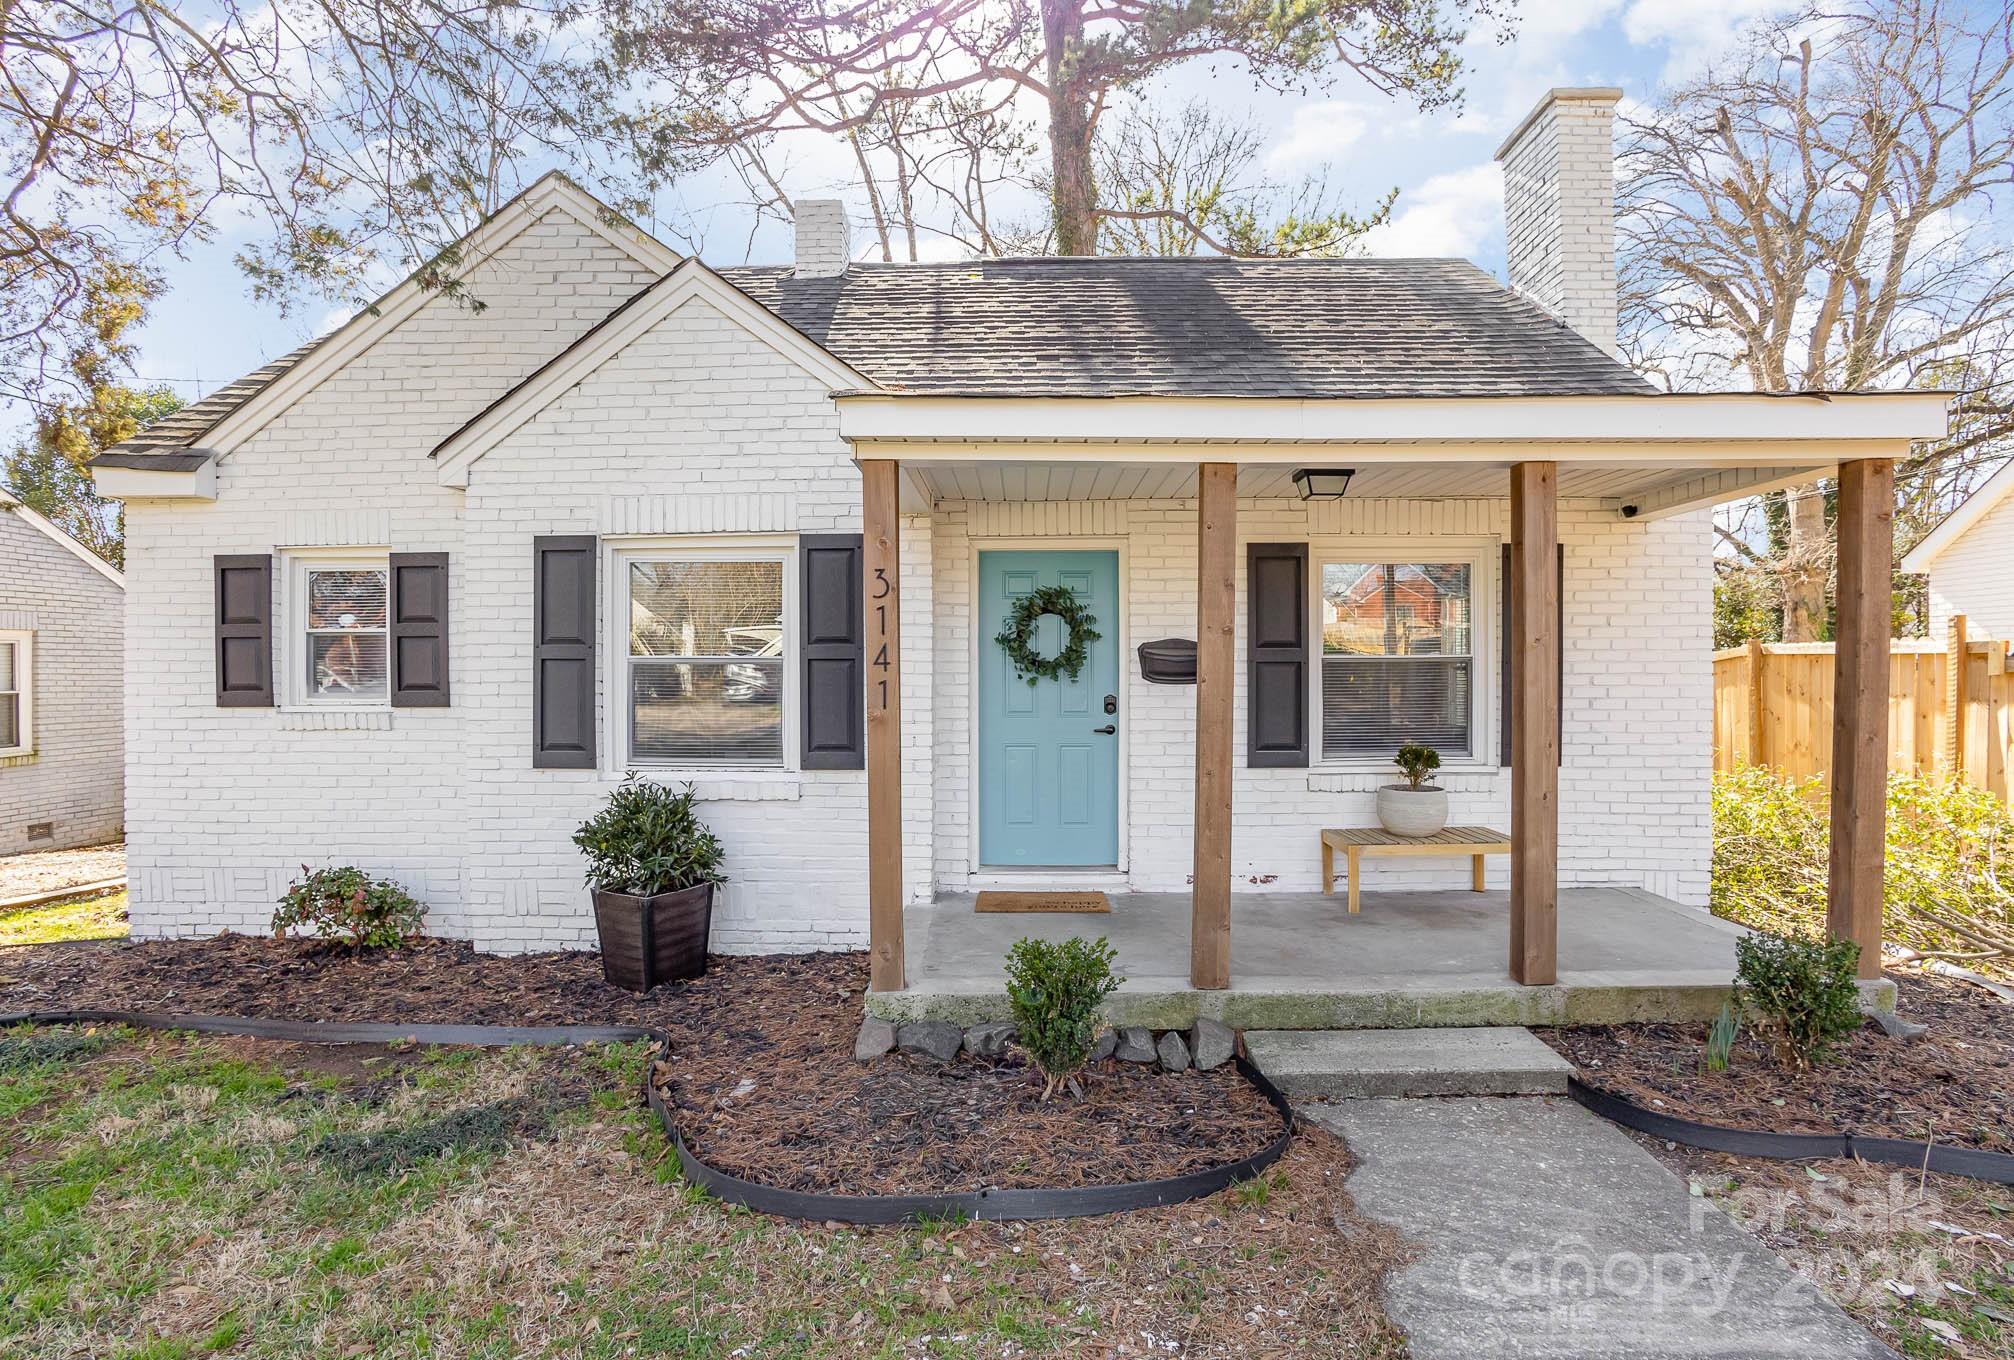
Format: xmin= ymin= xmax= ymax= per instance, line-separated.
xmin=592 ymin=883 xmax=713 ymax=992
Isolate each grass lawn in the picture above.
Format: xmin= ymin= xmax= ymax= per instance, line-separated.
xmin=0 ymin=891 xmax=130 ymax=948
xmin=0 ymin=1025 xmax=1405 ymax=1360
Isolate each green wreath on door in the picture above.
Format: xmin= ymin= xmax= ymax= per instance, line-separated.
xmin=995 ymin=585 xmax=1102 ymax=686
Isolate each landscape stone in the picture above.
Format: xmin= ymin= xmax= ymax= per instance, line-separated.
xmin=1157 ymin=1030 xmax=1191 ymax=1072
xmin=897 ymin=1020 xmax=964 ymax=1063
xmin=853 ymin=1016 xmax=897 ymax=1061
xmin=1190 ymin=1018 xmax=1235 ymax=1071
xmin=1864 ymin=1007 xmax=1929 ymax=1040
xmin=963 ymin=1021 xmax=1018 ymax=1058
xmin=1089 ymin=1028 xmax=1118 ymax=1062
xmin=1115 ymin=1025 xmax=1156 ymax=1062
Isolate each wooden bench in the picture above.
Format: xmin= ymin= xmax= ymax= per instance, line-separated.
xmin=1320 ymin=826 xmax=1512 ymax=914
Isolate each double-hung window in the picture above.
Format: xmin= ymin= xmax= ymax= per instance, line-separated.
xmin=1318 ymin=554 xmax=1482 ymax=760
xmin=0 ymin=630 xmax=30 ymax=756
xmin=621 ymin=549 xmax=788 ymax=768
xmin=289 ymin=556 xmax=390 ymax=706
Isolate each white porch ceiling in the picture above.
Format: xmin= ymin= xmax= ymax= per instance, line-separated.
xmin=902 ymin=459 xmax=1829 ymax=511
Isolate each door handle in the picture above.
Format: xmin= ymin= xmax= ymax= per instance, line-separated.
xmin=1093 ymin=724 xmax=1117 ymax=735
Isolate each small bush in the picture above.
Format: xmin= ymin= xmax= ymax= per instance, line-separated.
xmin=1734 ymin=930 xmax=1863 ymax=1068
xmin=273 ymin=866 xmax=423 ymax=949
xmin=1394 ymin=744 xmax=1441 ymax=790
xmin=574 ymin=776 xmax=726 ymax=896
xmin=1003 ymin=936 xmax=1123 ymax=1099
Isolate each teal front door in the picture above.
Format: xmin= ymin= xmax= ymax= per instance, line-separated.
xmin=979 ymin=551 xmax=1121 ymax=866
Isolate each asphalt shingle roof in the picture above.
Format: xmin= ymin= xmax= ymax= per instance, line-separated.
xmin=98 ymin=255 xmax=1649 ymax=463
xmin=718 ymin=257 xmax=1652 ymax=398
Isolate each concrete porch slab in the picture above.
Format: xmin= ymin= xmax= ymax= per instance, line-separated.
xmin=1245 ymin=1026 xmax=1574 ymax=1098
xmin=865 ymin=886 xmax=1885 ymax=1030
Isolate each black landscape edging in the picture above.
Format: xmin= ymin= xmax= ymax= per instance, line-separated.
xmin=647 ymin=1054 xmax=1296 ymax=1225
xmin=1568 ymin=1076 xmax=2014 ymax=1185
xmin=2 ymin=1009 xmax=1295 ymax=1222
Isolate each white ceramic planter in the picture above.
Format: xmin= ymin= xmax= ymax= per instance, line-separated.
xmin=1375 ymin=785 xmax=1449 ymax=837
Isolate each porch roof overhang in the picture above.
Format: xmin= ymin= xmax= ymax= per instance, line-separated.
xmin=834 ymin=389 xmax=1952 ymax=520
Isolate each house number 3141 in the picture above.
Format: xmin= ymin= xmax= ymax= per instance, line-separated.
xmin=871 ymin=565 xmax=894 ymax=709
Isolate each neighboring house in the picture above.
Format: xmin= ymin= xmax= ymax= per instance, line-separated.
xmin=1901 ymin=459 xmax=2014 ymax=638
xmin=0 ymin=488 xmax=125 ymax=856
xmin=89 ymin=87 xmax=1946 ymax=986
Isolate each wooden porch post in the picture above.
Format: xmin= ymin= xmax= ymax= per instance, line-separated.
xmin=861 ymin=459 xmax=905 ymax=992
xmin=1192 ymin=462 xmax=1237 ymax=990
xmin=1829 ymin=458 xmax=1894 ymax=980
xmin=1509 ymin=461 xmax=1559 ymax=986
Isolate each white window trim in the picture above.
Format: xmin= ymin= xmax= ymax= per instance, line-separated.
xmin=604 ymin=535 xmax=800 ymax=776
xmin=282 ymin=549 xmax=392 ymax=710
xmin=1308 ymin=536 xmax=1498 ymax=772
xmin=0 ymin=629 xmax=32 ymax=758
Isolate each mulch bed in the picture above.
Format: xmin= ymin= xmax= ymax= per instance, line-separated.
xmin=0 ymin=935 xmax=1283 ymax=1196
xmin=1541 ymin=971 xmax=2014 ymax=1151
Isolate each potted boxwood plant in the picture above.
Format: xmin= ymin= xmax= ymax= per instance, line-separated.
xmin=1375 ymin=744 xmax=1448 ymax=837
xmin=573 ymin=776 xmax=725 ymax=991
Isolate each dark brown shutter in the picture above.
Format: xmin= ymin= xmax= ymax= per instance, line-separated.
xmin=1247 ymin=542 xmax=1310 ymax=768
xmin=533 ymin=535 xmax=596 ymax=769
xmin=800 ymin=533 xmax=865 ymax=770
xmin=214 ymin=554 xmax=274 ymax=707
xmin=390 ymin=552 xmax=450 ymax=708
xmin=1500 ymin=543 xmax=1565 ymax=766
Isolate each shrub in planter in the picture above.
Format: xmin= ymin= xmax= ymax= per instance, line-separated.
xmin=1003 ymin=935 xmax=1123 ymax=1100
xmin=573 ymin=776 xmax=726 ymax=991
xmin=273 ymin=866 xmax=424 ymax=949
xmin=1375 ymin=744 xmax=1448 ymax=836
xmin=1734 ymin=930 xmax=1863 ymax=1068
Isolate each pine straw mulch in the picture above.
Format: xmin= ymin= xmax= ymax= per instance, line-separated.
xmin=1540 ymin=971 xmax=2014 ymax=1151
xmin=0 ymin=934 xmax=1285 ymax=1196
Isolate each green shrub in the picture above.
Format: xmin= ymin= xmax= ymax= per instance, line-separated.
xmin=573 ymin=776 xmax=725 ymax=896
xmin=1003 ymin=936 xmax=1123 ymax=1099
xmin=1734 ymin=930 xmax=1863 ymax=1068
xmin=272 ymin=866 xmax=423 ymax=949
xmin=1394 ymin=744 xmax=1441 ymax=790
xmin=1712 ymin=767 xmax=2014 ymax=973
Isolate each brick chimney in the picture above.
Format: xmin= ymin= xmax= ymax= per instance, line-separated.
xmin=792 ymin=199 xmax=851 ymax=278
xmin=1494 ymin=88 xmax=1622 ymax=356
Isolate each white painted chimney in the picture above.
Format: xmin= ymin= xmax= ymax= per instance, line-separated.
xmin=792 ymin=199 xmax=851 ymax=278
xmin=1494 ymin=88 xmax=1622 ymax=356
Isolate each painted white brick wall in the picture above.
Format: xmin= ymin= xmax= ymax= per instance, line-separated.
xmin=1498 ymin=91 xmax=1620 ymax=356
xmin=931 ymin=498 xmax=1713 ymax=905
xmin=1925 ymin=495 xmax=2014 ymax=639
xmin=0 ymin=513 xmax=123 ymax=854
xmin=122 ymin=209 xmax=658 ymax=940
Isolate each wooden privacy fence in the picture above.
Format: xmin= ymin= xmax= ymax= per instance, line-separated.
xmin=1712 ymin=614 xmax=2014 ymax=798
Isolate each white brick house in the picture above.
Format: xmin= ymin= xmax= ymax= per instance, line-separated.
xmin=92 ymin=89 xmax=1946 ymax=993
xmin=1901 ymin=459 xmax=2014 ymax=639
xmin=0 ymin=488 xmax=124 ymax=856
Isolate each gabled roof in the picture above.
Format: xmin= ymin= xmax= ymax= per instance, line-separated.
xmin=431 ymin=259 xmax=875 ymax=485
xmin=718 ymin=257 xmax=1654 ymax=399
xmin=93 ymin=172 xmax=680 ymax=467
xmin=0 ymin=487 xmax=124 ymax=588
xmin=1901 ymin=458 xmax=2014 ymax=573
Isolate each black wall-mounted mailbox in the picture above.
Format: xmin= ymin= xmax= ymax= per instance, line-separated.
xmin=1137 ymin=638 xmax=1197 ymax=685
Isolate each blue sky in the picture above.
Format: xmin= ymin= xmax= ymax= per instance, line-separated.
xmin=118 ymin=0 xmax=1785 ymax=411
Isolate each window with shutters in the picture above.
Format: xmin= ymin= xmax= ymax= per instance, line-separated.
xmin=610 ymin=540 xmax=795 ymax=769
xmin=285 ymin=553 xmax=390 ymax=707
xmin=0 ymin=630 xmax=31 ymax=757
xmin=1313 ymin=543 xmax=1494 ymax=764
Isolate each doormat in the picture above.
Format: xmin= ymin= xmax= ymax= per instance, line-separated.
xmin=974 ymin=891 xmax=1111 ymax=914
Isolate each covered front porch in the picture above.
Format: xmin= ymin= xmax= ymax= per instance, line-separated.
xmin=865 ymin=887 xmax=1746 ymax=1029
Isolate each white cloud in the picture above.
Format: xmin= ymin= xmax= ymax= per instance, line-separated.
xmin=1359 ymin=163 xmax=1502 ymax=258
xmin=1622 ymin=0 xmax=1784 ymax=81
xmin=1508 ymin=0 xmax=1627 ymax=62
xmin=1265 ymin=100 xmax=1372 ymax=174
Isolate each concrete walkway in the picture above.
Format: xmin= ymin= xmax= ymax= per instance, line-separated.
xmin=1304 ymin=1097 xmax=1894 ymax=1359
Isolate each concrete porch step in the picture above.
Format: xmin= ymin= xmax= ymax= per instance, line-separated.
xmin=1243 ymin=1026 xmax=1573 ymax=1099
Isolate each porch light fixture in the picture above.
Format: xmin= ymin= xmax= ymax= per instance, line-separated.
xmin=1292 ymin=467 xmax=1356 ymax=500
